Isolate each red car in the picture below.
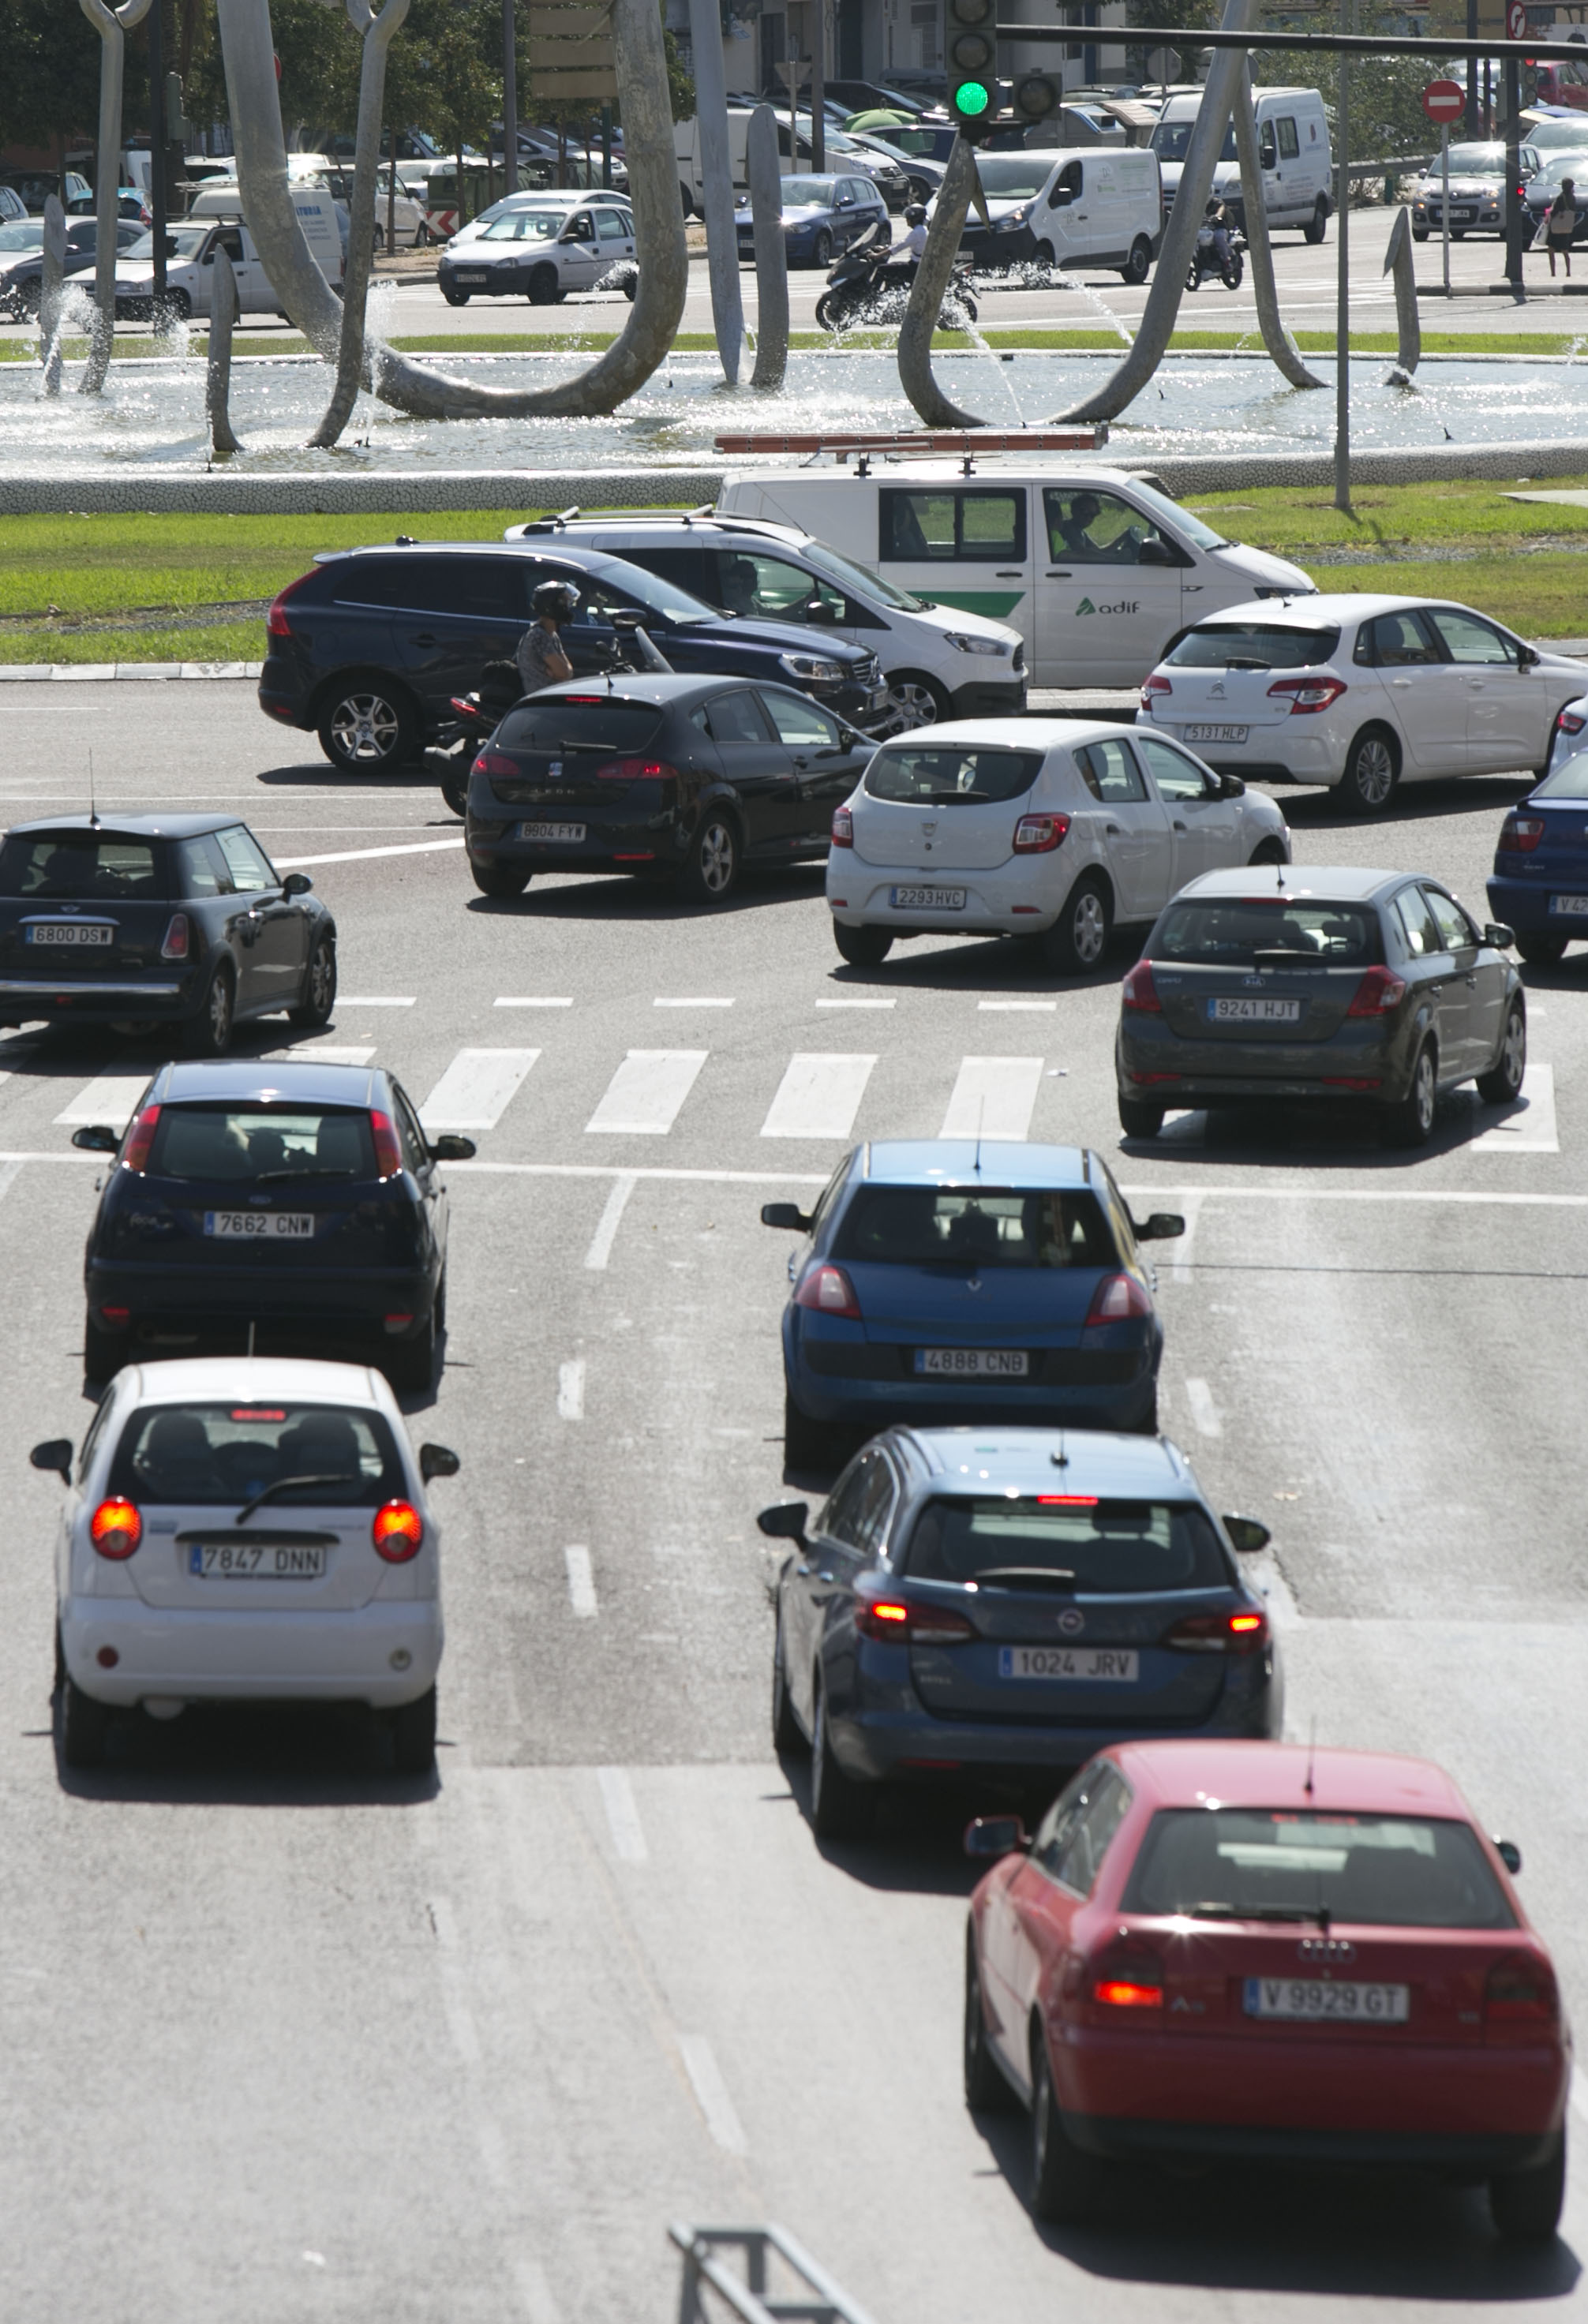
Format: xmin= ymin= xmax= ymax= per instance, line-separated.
xmin=964 ymin=1739 xmax=1569 ymax=2237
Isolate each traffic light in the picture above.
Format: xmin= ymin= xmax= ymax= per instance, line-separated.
xmin=1013 ymin=71 xmax=1059 ymax=123
xmin=944 ymin=0 xmax=997 ymax=135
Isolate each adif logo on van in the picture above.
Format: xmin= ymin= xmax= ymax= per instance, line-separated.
xmin=1075 ymin=596 xmax=1140 ymax=617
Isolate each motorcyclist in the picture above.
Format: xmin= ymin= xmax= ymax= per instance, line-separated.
xmin=1203 ymin=196 xmax=1232 ymax=271
xmin=517 ymin=577 xmax=578 ymax=694
xmin=900 ymin=201 xmax=929 ymax=264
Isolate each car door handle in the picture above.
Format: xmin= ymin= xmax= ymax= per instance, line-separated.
xmin=996 ymin=570 xmax=1023 ymax=578
xmin=1391 ymin=678 xmax=1412 ymax=687
xmin=796 ymin=1562 xmax=811 ymax=1577
xmin=1106 ymin=821 xmax=1122 ymax=835
xmin=1466 ymin=973 xmax=1478 ymax=987
xmin=1173 ymin=819 xmax=1187 ymax=832
xmin=1429 ymin=982 xmax=1443 ymax=996
xmin=410 ymin=633 xmax=439 ymax=646
xmin=1183 ymin=585 xmax=1204 ymax=593
xmin=1047 ymin=569 xmax=1072 ymax=578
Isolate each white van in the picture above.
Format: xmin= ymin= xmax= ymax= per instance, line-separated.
xmin=929 ymin=148 xmax=1163 ymax=284
xmin=713 ymin=463 xmax=1316 ymax=688
xmin=1151 ymin=85 xmax=1332 ymax=241
xmin=112 ymin=204 xmax=343 ymax=320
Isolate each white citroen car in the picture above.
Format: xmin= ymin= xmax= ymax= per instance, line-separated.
xmin=1140 ymin=593 xmax=1588 ymax=815
xmin=36 ymin=1357 xmax=458 ymax=1771
xmin=826 ymin=716 xmax=1290 ymax=974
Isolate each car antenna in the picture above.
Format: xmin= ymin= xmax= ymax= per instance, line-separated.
xmin=247 ymin=1319 xmax=256 ymax=1358
xmin=88 ymin=748 xmax=98 ymax=830
xmin=1303 ymin=1716 xmax=1316 ymax=1798
xmin=973 ymin=1094 xmax=984 ymax=1176
xmin=1051 ymin=1431 xmax=1067 ymax=1470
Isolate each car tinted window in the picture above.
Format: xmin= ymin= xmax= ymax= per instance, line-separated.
xmin=1393 ymin=885 xmax=1444 ymax=960
xmin=1166 ymin=624 xmax=1340 ymax=671
xmin=707 ymin=690 xmax=774 ymax=744
xmin=817 ymin=1449 xmax=893 ymax=1552
xmin=1073 ymin=738 xmax=1146 ymax=803
xmin=1427 ymin=608 xmax=1517 ymax=666
xmin=717 ymin=550 xmax=837 ymax=622
xmin=329 ymin=554 xmax=459 ymax=611
xmin=1356 ymin=610 xmax=1440 ymax=668
xmin=781 ymin=175 xmax=840 ymax=205
xmin=594 ymin=208 xmax=628 ymax=239
xmin=145 ymin=1106 xmax=376 ymax=1184
xmin=495 ymin=699 xmax=663 ymax=753
xmin=879 ymin=488 xmax=1026 ymax=563
xmin=175 ymin=837 xmax=224 ymax=896
xmin=1121 ymin=1809 xmax=1515 ymax=1929
xmin=1278 ymin=116 xmax=1300 ymax=159
xmin=1530 ymin=753 xmax=1588 ymax=799
xmin=108 ymin=1400 xmax=403 ymax=1510
xmin=1151 ymin=898 xmax=1382 ymax=966
xmin=760 ymin=690 xmax=841 ymax=747
xmin=0 ymin=833 xmax=160 ymax=900
xmin=449 ymin=559 xmax=530 ymax=621
xmin=623 ymin=548 xmax=714 ymax=600
xmin=1422 ymin=884 xmax=1478 ymax=950
xmin=833 ymin=1186 xmax=1116 ymax=1269
xmin=1136 ymin=735 xmax=1210 ymax=802
xmin=1036 ymin=1765 xmax=1133 ymax=1896
xmin=215 ymin=825 xmax=276 ymax=893
xmin=864 ymin=745 xmax=1042 ymax=803
xmin=391 ymin=1087 xmax=429 ymax=1173
xmin=901 ymin=1498 xmax=1230 ymax=1591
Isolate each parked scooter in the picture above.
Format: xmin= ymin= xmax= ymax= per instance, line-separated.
xmin=438 ymin=612 xmax=672 ymax=816
xmin=815 ymin=223 xmax=979 ymax=332
xmin=1185 ymin=223 xmax=1246 ymax=292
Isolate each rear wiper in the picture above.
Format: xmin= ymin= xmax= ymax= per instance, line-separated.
xmin=235 ymin=1471 xmax=353 ymax=1524
xmin=253 ymin=1167 xmax=359 ymax=1184
xmin=1222 ymin=657 xmax=1270 ymax=672
xmin=923 ymin=789 xmax=994 ymax=803
xmin=1251 ymin=949 xmax=1316 ymax=968
xmin=1188 ymin=1902 xmax=1331 ymax=1924
xmin=974 ymin=1565 xmax=1078 ymax=1590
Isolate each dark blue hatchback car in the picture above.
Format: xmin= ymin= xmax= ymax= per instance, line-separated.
xmin=761 ymin=1140 xmax=1184 ymax=1468
xmin=1489 ymin=750 xmax=1588 ymax=964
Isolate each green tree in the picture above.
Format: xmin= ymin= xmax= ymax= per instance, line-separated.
xmin=0 ymin=0 xmax=146 ymax=162
xmin=1125 ymin=0 xmax=1218 ymax=84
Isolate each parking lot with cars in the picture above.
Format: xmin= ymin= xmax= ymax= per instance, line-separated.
xmin=3 ymin=676 xmax=1587 ymax=2318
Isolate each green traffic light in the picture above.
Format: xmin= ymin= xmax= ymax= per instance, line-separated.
xmin=954 ymin=78 xmax=992 ymax=115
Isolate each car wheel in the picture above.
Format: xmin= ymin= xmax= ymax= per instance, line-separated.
xmin=528 ymin=262 xmax=560 ymax=305
xmin=772 ymin=1610 xmax=807 ymax=1754
xmin=1040 ymin=874 xmax=1112 ymax=975
xmin=61 ymin=1674 xmax=109 ymax=1769
xmin=783 ymin=1387 xmax=834 ymax=1469
xmin=440 ymin=283 xmax=470 ymax=306
xmin=964 ymin=1933 xmax=1017 ymax=2113
xmin=1516 ymin=932 xmax=1567 ymax=966
xmin=1118 ymin=1094 xmax=1163 ymax=1140
xmin=288 ymin=935 xmax=337 ymax=1028
xmin=391 ymin=1685 xmax=437 ymax=1774
xmin=1121 ymin=234 xmax=1152 ymax=286
xmin=811 ymin=1679 xmax=875 ymax=1841
xmin=1132 ymin=1387 xmax=1159 ymax=1435
xmin=1383 ymin=1039 xmax=1437 ymax=1148
xmin=1490 ymin=2131 xmax=1565 ymax=2240
xmin=882 ymin=670 xmax=949 ymax=730
xmin=1034 ymin=239 xmax=1054 ymax=271
xmin=1476 ymin=999 xmax=1526 ymax=1104
xmin=677 ymin=811 xmax=741 ymax=904
xmin=833 ymin=921 xmax=893 ymax=967
xmin=84 ymin=1309 xmax=124 ymax=1384
xmin=470 ymin=863 xmax=531 ymax=898
xmin=1248 ymin=837 xmax=1288 ymax=866
xmin=812 ymin=229 xmax=834 ymax=268
xmin=318 ymin=683 xmax=418 ymax=771
xmin=182 ymin=960 xmax=235 ymax=1057
xmin=415 ymin=220 xmax=432 ymax=246
xmin=384 ymin=1316 xmax=436 ymax=1394
xmin=1029 ymin=2028 xmax=1105 ymax=2222
xmin=1303 ymin=198 xmax=1328 ymax=245
xmin=1339 ymin=724 xmax=1400 ymax=815
xmin=440 ymin=758 xmax=471 ymax=818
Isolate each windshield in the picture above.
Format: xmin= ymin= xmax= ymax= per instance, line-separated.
xmin=1121 ymin=1809 xmax=1515 ymax=1929
xmin=1167 ymin=622 xmax=1339 ymax=670
xmin=781 ymin=176 xmax=838 ymax=207
xmin=1152 ymin=116 xmax=1239 ymax=163
xmin=143 ymin=1106 xmax=378 ymax=1183
xmin=1152 ymin=897 xmax=1382 ymax=967
xmin=1533 ymin=750 xmax=1588 ymax=796
xmin=971 ymin=155 xmax=1055 ymax=200
xmin=800 ymin=537 xmax=924 ymax=611
xmin=575 ymin=556 xmax=717 ymax=626
xmin=1445 ymin=142 xmax=1509 ymax=173
xmin=123 ymin=226 xmax=208 ymax=260
xmin=1130 ymin=477 xmax=1229 ymax=550
xmin=1534 ymin=150 xmax=1588 ymax=182
xmin=0 ymin=222 xmax=43 ymax=251
xmin=901 ymin=1497 xmax=1230 ymax=1591
xmin=109 ymin=1401 xmax=403 ymax=1510
xmin=0 ymin=833 xmax=159 ymax=899
xmin=832 ymin=1186 xmax=1117 ymax=1270
xmin=864 ymin=745 xmax=1043 ymax=803
xmin=495 ymin=699 xmax=662 ymax=753
xmin=481 ymin=211 xmax=560 ymax=240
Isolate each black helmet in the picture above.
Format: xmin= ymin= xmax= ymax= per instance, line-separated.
xmin=533 ymin=578 xmax=580 ymax=619
xmin=904 ymin=202 xmax=927 ymax=226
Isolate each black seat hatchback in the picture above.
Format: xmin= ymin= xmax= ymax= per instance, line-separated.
xmin=73 ymin=1060 xmax=475 ymax=1388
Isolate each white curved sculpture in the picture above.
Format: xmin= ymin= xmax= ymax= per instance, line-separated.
xmin=311 ymin=0 xmax=410 ymax=448
xmin=77 ymin=0 xmax=153 ymax=395
xmin=39 ymin=195 xmax=67 ymax=396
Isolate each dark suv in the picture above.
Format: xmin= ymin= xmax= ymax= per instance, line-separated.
xmin=259 ymin=541 xmax=889 ymax=772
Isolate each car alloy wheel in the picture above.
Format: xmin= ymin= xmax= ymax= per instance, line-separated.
xmin=680 ymin=814 xmax=740 ymax=904
xmin=1477 ymin=1002 xmax=1526 ymax=1104
xmin=1342 ymin=728 xmax=1399 ymax=814
xmin=326 ymin=690 xmax=406 ymax=767
xmin=813 ymin=230 xmax=833 ymax=268
xmin=1385 ymin=1040 xmax=1437 ymax=1147
xmin=964 ymin=1937 xmax=1016 ymax=2112
xmin=183 ymin=962 xmax=235 ymax=1057
xmin=1042 ymin=875 xmax=1111 ymax=974
xmin=290 ymin=936 xmax=337 ymax=1027
xmin=882 ymin=673 xmax=946 ymax=731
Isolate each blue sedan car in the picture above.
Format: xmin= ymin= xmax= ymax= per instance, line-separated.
xmin=760 ymin=1141 xmax=1184 ymax=1469
xmin=1489 ymin=735 xmax=1588 ymax=964
xmin=733 ymin=172 xmax=890 ymax=268
xmin=758 ymin=1427 xmax=1280 ymax=1839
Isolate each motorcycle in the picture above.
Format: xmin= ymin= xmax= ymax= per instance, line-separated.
xmin=815 ymin=224 xmax=979 ymax=333
xmin=1185 ymin=223 xmax=1246 ymax=293
xmin=438 ymin=612 xmax=672 ymax=817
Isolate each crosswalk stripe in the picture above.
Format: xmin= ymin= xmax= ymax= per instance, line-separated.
xmin=1472 ymin=1062 xmax=1558 ymax=1155
xmin=586 ymin=1050 xmax=707 ymax=1136
xmin=419 ymin=1048 xmax=540 ymax=1132
xmin=54 ymin=1072 xmax=153 ymax=1128
xmin=761 ymin=1053 xmax=878 ymax=1140
xmin=939 ymin=1056 xmax=1043 ymax=1142
xmin=265 ymin=1045 xmax=376 ymax=1065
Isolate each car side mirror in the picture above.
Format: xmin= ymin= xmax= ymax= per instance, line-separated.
xmin=1219 ymin=771 xmax=1246 ymax=798
xmin=757 ymin=1499 xmax=809 ymax=1541
xmin=1495 ymin=1837 xmax=1522 ymax=1875
xmin=429 ymin=1134 xmax=477 ymax=1162
xmin=1518 ymin=646 xmax=1539 ymax=670
xmin=1050 ymin=187 xmax=1073 ymax=207
xmin=964 ymin=1813 xmax=1030 ymax=1859
xmin=282 ymin=870 xmax=314 ymax=896
xmin=760 ymin=1201 xmax=812 ymax=1230
xmin=1137 ymin=537 xmax=1173 ymax=567
xmin=1223 ymin=1514 xmax=1272 ymax=1554
xmin=30 ymin=1439 xmax=72 ymax=1481
xmin=418 ymin=1443 xmax=460 ymax=1481
xmin=608 ymin=606 xmax=645 ymax=631
xmin=1485 ymin=922 xmax=1515 ymax=949
xmin=805 ymin=597 xmax=840 ymax=623
xmin=1133 ymin=1211 xmax=1185 ymax=1241
xmin=70 ymin=1125 xmax=119 ymax=1155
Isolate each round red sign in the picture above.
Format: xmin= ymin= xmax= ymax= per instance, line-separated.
xmin=1421 ymin=77 xmax=1466 ymax=123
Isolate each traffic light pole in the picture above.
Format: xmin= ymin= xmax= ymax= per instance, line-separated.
xmin=1504 ymin=51 xmax=1525 ymax=291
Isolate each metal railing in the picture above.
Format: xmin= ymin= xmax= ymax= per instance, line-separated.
xmin=670 ymin=2224 xmax=882 ymax=2324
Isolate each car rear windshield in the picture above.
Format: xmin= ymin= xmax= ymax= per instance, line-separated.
xmin=0 ymin=833 xmax=162 ymax=900
xmin=863 ymin=746 xmax=1043 ymax=805
xmin=1165 ymin=623 xmax=1340 ymax=671
xmin=1121 ymin=1809 xmax=1515 ymax=1929
xmin=832 ymin=1187 xmax=1116 ymax=1269
xmin=1152 ymin=898 xmax=1383 ymax=967
xmin=1531 ymin=754 xmax=1588 ymax=800
xmin=144 ymin=1106 xmax=376 ymax=1183
xmin=494 ymin=699 xmax=663 ymax=754
xmin=900 ymin=1497 xmax=1230 ymax=1592
xmin=108 ymin=1401 xmax=403 ymax=1508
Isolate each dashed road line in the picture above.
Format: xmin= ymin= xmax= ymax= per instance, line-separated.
xmin=275 ymin=837 xmax=466 ymax=867
xmin=494 ymin=996 xmax=573 ymax=1008
xmin=336 ymin=995 xmax=414 ymax=1008
xmin=564 ymin=1544 xmax=598 ymax=1618
xmin=654 ymin=997 xmax=734 ymax=1009
xmin=1184 ymin=1377 xmax=1223 ymax=1439
xmin=978 ymin=999 xmax=1057 ymax=1012
xmin=557 ymin=1359 xmax=586 ymax=1421
xmin=816 ymin=996 xmax=895 ymax=1009
xmin=584 ymin=1172 xmax=637 ymax=1269
xmin=596 ymin=1767 xmax=648 ymax=1863
xmin=677 ymin=2033 xmax=748 ymax=2155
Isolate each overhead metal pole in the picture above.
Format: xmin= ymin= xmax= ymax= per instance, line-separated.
xmin=502 ymin=0 xmax=518 ymax=193
xmin=148 ymin=0 xmax=167 ymax=301
xmin=1466 ymin=0 xmax=1478 ymax=137
xmin=1335 ymin=0 xmax=1350 ymax=511
xmin=1504 ymin=51 xmax=1524 ymax=294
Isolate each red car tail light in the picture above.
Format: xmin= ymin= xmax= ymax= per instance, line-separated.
xmin=1163 ymin=1607 xmax=1269 ymax=1656
xmin=1558 ymin=709 xmax=1587 ymax=737
xmin=1346 ymin=966 xmax=1409 ymax=1016
xmin=1268 ymin=675 xmax=1346 ymax=714
xmin=1090 ymin=1946 xmax=1164 ymax=2009
xmin=592 ymin=757 xmax=678 ymax=782
xmin=91 ymin=1497 xmax=142 ymax=1559
xmin=159 ymin=913 xmax=190 ymax=961
xmin=1085 ymin=1272 xmax=1152 ymax=1325
xmin=472 ymin=750 xmax=518 ymax=783
xmin=1121 ymin=960 xmax=1161 ymax=1013
xmin=1140 ymin=673 xmax=1172 ymax=709
xmin=794 ymin=1263 xmax=862 ymax=1319
xmin=856 ymin=1598 xmax=978 ymax=1645
xmin=120 ymin=1102 xmax=161 ymax=1173
xmin=372 ymin=1500 xmax=425 ymax=1562
xmin=1013 ymin=812 xmax=1069 ymax=853
xmin=831 ymin=806 xmax=855 ymax=848
xmin=1485 ymin=1952 xmax=1559 ymax=2027
xmin=265 ymin=573 xmax=313 ymax=638
xmin=1500 ymin=815 xmax=1545 ymax=853
xmin=369 ymin=1109 xmax=403 ymax=1178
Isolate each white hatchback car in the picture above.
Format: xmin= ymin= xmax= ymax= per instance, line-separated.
xmin=826 ymin=717 xmax=1290 ymax=972
xmin=1140 ymin=593 xmax=1588 ymax=815
xmin=36 ymin=1357 xmax=457 ymax=1772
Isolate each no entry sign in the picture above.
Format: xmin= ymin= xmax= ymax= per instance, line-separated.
xmin=1421 ymin=77 xmax=1465 ymax=123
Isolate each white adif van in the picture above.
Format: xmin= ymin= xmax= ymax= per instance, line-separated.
xmin=113 ymin=203 xmax=344 ymax=320
xmin=714 ymin=464 xmax=1315 ymax=688
xmin=930 ymin=148 xmax=1163 ymax=283
xmin=1151 ymin=85 xmax=1333 ymax=241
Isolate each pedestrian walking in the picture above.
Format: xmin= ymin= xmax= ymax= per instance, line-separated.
xmin=1548 ymin=178 xmax=1578 ymax=278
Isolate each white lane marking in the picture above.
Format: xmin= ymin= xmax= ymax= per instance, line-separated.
xmin=1170 ymin=1188 xmax=1204 ymax=1285
xmin=597 ymin=1767 xmax=648 ymax=1863
xmin=274 ymin=837 xmax=466 ymax=867
xmin=336 ymin=996 xmax=414 ymax=1007
xmin=0 ymin=1160 xmax=23 ymax=1204
xmin=1572 ymin=2067 xmax=1588 ymax=2124
xmin=654 ymin=996 xmax=734 ymax=1008
xmin=421 ymin=1048 xmax=540 ymax=1132
xmin=760 ymin=1053 xmax=878 ymax=1140
xmin=495 ymin=996 xmax=572 ymax=1008
xmin=816 ymin=996 xmax=896 ymax=1008
xmin=1184 ymin=1377 xmax=1223 ymax=1439
xmin=586 ymin=1050 xmax=708 ymax=1136
xmin=268 ymin=1045 xmax=376 ymax=1065
xmin=54 ymin=1073 xmax=152 ymax=1128
xmin=557 ymin=1359 xmax=586 ymax=1421
xmin=939 ymin=1056 xmax=1043 ymax=1141
xmin=564 ymin=1544 xmax=597 ymax=1618
xmin=1471 ymin=1062 xmax=1559 ymax=1155
xmin=677 ymin=2033 xmax=748 ymax=2154
xmin=584 ymin=1172 xmax=637 ymax=1269
xmin=1115 ymin=1187 xmax=1588 ymax=1207
xmin=511 ymin=2256 xmax=565 ymax=2324
xmin=978 ymin=999 xmax=1056 ymax=1012
xmin=427 ymin=1896 xmax=483 ymax=2067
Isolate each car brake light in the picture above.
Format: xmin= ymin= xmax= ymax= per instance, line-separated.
xmin=1090 ymin=1947 xmax=1164 ymax=2008
xmin=1013 ymin=812 xmax=1069 ymax=853
xmin=121 ymin=1102 xmax=161 ymax=1172
xmin=1038 ymin=1494 xmax=1099 ymax=1506
xmin=856 ymin=1598 xmax=978 ymax=1644
xmin=372 ymin=1499 xmax=425 ymax=1562
xmin=1558 ymin=709 xmax=1586 ymax=735
xmin=592 ymin=757 xmax=677 ymax=781
xmin=265 ymin=573 xmax=313 ymax=638
xmin=1122 ymin=959 xmax=1161 ymax=1013
xmin=1085 ymin=1272 xmax=1152 ymax=1325
xmin=1268 ymin=675 xmax=1346 ymax=714
xmin=1485 ymin=1952 xmax=1558 ymax=2025
xmin=794 ymin=1262 xmax=862 ymax=1319
xmin=472 ymin=750 xmax=517 ymax=782
xmin=1346 ymin=966 xmax=1408 ymax=1016
xmin=369 ymin=1109 xmax=403 ymax=1177
xmin=831 ymin=806 xmax=855 ymax=848
xmin=1500 ymin=814 xmax=1545 ymax=853
xmin=90 ymin=1497 xmax=142 ymax=1559
xmin=1163 ymin=1607 xmax=1269 ymax=1655
xmin=159 ymin=912 xmax=190 ymax=961
xmin=1140 ymin=673 xmax=1172 ymax=709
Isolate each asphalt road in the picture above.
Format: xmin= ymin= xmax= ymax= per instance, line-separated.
xmin=3 ymin=680 xmax=1587 ymax=2320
